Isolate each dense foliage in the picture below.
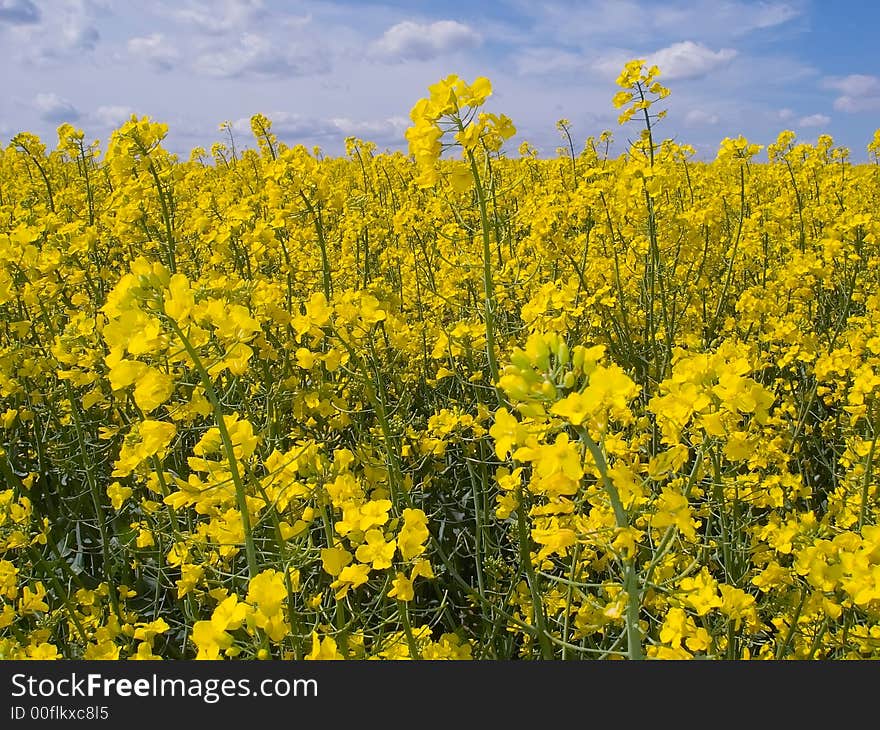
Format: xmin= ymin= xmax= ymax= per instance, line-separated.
xmin=2 ymin=62 xmax=880 ymax=660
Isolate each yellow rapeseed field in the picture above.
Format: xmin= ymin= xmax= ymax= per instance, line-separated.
xmin=2 ymin=60 xmax=880 ymax=660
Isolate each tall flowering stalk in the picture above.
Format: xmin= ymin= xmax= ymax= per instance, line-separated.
xmin=405 ymin=75 xmax=516 ymax=390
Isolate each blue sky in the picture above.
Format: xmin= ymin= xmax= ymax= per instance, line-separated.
xmin=1 ymin=0 xmax=878 ymax=160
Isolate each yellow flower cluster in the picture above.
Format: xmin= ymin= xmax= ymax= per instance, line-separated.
xmin=405 ymin=74 xmax=515 ymax=188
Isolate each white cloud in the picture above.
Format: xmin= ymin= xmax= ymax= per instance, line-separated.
xmin=68 ymin=25 xmax=98 ymax=50
xmin=776 ymin=108 xmax=795 ymax=120
xmin=330 ymin=116 xmax=409 ymax=143
xmin=823 ymin=74 xmax=880 ymax=113
xmin=592 ymin=48 xmax=635 ymax=77
xmin=5 ymin=0 xmax=101 ymax=64
xmin=193 ymin=32 xmax=329 ymax=78
xmin=58 ymin=0 xmax=100 ymax=52
xmin=231 ymin=112 xmax=408 ymax=147
xmin=34 ymin=92 xmax=80 ymax=123
xmin=655 ymin=1 xmax=801 ymax=35
xmin=649 ymin=41 xmax=737 ymax=81
xmin=797 ymin=113 xmax=829 ymax=128
xmin=749 ymin=1 xmax=801 ymax=30
xmin=515 ymin=47 xmax=584 ymax=76
xmin=231 ymin=112 xmax=309 ymax=136
xmin=128 ymin=34 xmax=179 ymax=71
xmin=684 ymin=109 xmax=720 ymax=126
xmin=92 ymin=105 xmax=135 ymax=127
xmin=171 ymin=0 xmax=266 ymax=34
xmin=520 ymin=0 xmax=802 ymax=46
xmin=0 ymin=0 xmax=40 ymax=24
xmin=371 ymin=20 xmax=481 ymax=62
xmin=594 ymin=41 xmax=736 ymax=82
xmin=824 ymin=74 xmax=880 ymax=96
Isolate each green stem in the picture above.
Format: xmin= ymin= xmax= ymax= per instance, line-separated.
xmin=317 ymin=501 xmax=349 ymax=657
xmin=466 ymin=148 xmax=500 ymax=392
xmin=400 ymin=602 xmax=422 ymax=660
xmin=776 ymin=586 xmax=807 ymax=659
xmin=515 ymin=481 xmax=554 ymax=659
xmin=299 ymin=191 xmax=332 ymax=301
xmin=858 ymin=420 xmax=878 ymax=531
xmin=27 ymin=546 xmax=89 ymax=649
xmin=61 ymin=381 xmax=121 ymax=621
xmin=581 ymin=430 xmax=644 ymax=660
xmin=132 ymin=138 xmax=176 ymax=273
xmin=168 ymin=319 xmax=259 ymax=579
